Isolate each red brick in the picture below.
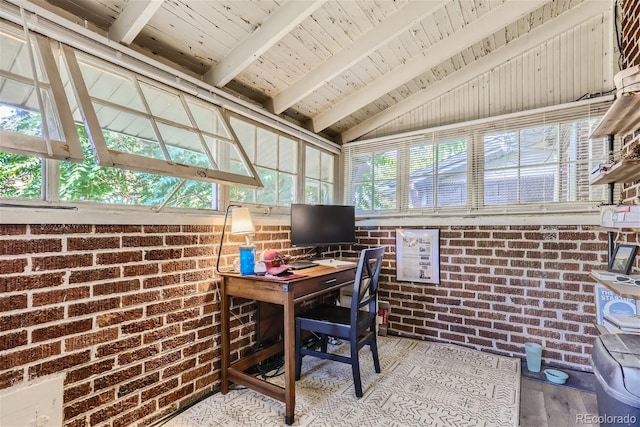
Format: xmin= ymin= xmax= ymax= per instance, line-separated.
xmin=0 ymin=258 xmax=27 ymax=274
xmin=67 ymin=237 xmax=120 ymax=251
xmin=1 ymin=307 xmax=65 ymax=332
xmin=0 ymin=238 xmax=62 ymax=255
xmin=32 ymin=287 xmax=90 ymax=306
xmin=0 ymin=272 xmax=65 ymax=292
xmin=32 ymin=319 xmax=93 ymax=342
xmin=0 ymin=330 xmax=28 ymax=351
xmin=32 ymin=254 xmax=93 ymax=271
xmin=68 ymin=298 xmax=120 ymax=317
xmin=29 ymin=350 xmax=91 ymax=378
xmin=65 ymin=327 xmax=119 ymax=351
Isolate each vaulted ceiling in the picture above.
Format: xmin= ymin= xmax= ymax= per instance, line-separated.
xmin=20 ymin=0 xmax=609 ymax=143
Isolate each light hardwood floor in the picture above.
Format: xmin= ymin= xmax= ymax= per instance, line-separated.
xmin=520 ymin=378 xmax=599 ymax=427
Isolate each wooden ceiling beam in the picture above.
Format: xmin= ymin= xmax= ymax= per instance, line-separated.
xmin=340 ymin=0 xmax=611 ymax=143
xmin=204 ymin=0 xmax=325 ymax=88
xmin=108 ymin=0 xmax=163 ymax=45
xmin=312 ymin=0 xmax=550 ymax=133
xmin=268 ymin=0 xmax=449 ymax=115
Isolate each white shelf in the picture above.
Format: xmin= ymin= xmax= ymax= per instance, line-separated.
xmin=590 ymin=158 xmax=640 ymax=185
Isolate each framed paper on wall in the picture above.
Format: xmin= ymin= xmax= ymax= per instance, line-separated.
xmin=395 ymin=228 xmax=440 ymax=284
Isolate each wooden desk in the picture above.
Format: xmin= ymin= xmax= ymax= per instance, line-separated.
xmin=219 ymin=264 xmax=357 ymax=425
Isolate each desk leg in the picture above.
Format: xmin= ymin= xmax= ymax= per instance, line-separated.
xmin=283 ymin=294 xmax=295 ymax=425
xmin=220 ymin=278 xmax=229 ymax=394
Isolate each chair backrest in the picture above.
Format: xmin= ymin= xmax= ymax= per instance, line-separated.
xmin=350 ymin=246 xmax=385 ymax=330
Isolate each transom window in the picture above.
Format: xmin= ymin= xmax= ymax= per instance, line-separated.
xmin=304 ymin=145 xmax=335 ymax=204
xmin=229 ymin=116 xmax=297 ymax=207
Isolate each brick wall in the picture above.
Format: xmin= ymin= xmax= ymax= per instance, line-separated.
xmin=0 ymin=224 xmax=299 ymax=426
xmin=622 ymin=0 xmax=639 ymax=69
xmin=359 ymin=225 xmax=627 ymax=370
xmin=620 ymin=0 xmax=640 ymax=203
xmin=2 ymin=222 xmax=620 ymax=426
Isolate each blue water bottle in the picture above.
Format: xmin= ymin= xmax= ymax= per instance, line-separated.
xmin=239 ymin=245 xmax=256 ymax=275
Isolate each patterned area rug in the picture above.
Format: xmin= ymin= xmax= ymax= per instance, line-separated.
xmin=163 ymin=336 xmax=520 ymax=426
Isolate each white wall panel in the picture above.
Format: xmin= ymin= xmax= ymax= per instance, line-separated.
xmin=365 ymin=13 xmax=614 ymax=139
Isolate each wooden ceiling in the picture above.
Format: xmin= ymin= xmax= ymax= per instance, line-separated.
xmin=22 ymin=0 xmax=608 ymax=143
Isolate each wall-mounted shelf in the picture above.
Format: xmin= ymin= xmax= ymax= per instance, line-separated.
xmin=590 ymin=65 xmax=640 ymax=138
xmin=590 ymin=158 xmax=640 ymax=185
xmin=590 ymin=92 xmax=640 ymax=138
xmin=590 ymin=270 xmax=640 ymax=299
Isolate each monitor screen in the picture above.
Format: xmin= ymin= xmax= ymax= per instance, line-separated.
xmin=290 ymin=204 xmax=356 ymax=247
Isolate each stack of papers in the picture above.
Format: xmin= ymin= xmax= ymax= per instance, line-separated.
xmin=313 ymin=259 xmax=356 ymax=267
xmin=603 ymin=314 xmax=640 ymax=334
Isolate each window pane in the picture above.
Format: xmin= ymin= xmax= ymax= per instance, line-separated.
xmin=279 ymin=173 xmax=295 ymax=206
xmin=374 ymin=180 xmax=396 ymax=210
xmin=230 ymin=185 xmax=255 ymax=204
xmin=320 ymin=182 xmax=333 ymax=204
xmin=230 ymin=117 xmax=255 ymax=159
xmin=157 ymin=123 xmax=211 ymax=168
xmin=256 ymin=168 xmax=277 ymax=205
xmin=485 ymin=168 xmax=518 ymax=205
xmin=71 ymin=51 xmax=259 ymax=187
xmin=305 ymin=179 xmax=320 ymax=204
xmin=0 ymin=151 xmax=41 ymax=199
xmin=78 ymin=61 xmax=145 ymax=112
xmin=438 ymin=173 xmax=466 ymax=207
xmin=60 ymin=127 xmax=183 ymax=205
xmin=140 ymin=83 xmax=191 ymax=126
xmin=164 ymin=180 xmax=217 ymax=209
xmin=409 ymin=144 xmax=435 ymax=208
xmin=320 ymin=151 xmax=333 ymax=182
xmin=374 ymin=150 xmax=396 ymax=181
xmin=256 ymin=128 xmax=277 ymax=168
xmin=520 ymin=126 xmax=558 ymax=166
xmin=0 ymin=27 xmax=37 ymax=79
xmin=306 ymin=146 xmax=320 ymax=179
xmin=352 ymin=182 xmax=373 ymax=210
xmin=188 ymin=100 xmax=231 ymax=138
xmin=279 ymin=137 xmax=296 ymax=174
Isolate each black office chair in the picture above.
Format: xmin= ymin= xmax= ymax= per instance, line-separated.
xmin=294 ymin=246 xmax=385 ymax=398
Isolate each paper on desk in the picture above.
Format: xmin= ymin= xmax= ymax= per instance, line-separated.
xmin=313 ymin=259 xmax=356 ymax=267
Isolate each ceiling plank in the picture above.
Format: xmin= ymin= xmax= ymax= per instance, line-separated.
xmin=108 ymin=0 xmax=164 ymax=45
xmin=268 ymin=0 xmax=449 ymax=115
xmin=340 ymin=0 xmax=611 ymax=143
xmin=311 ymin=0 xmax=551 ymax=133
xmin=204 ymin=0 xmax=326 ymax=88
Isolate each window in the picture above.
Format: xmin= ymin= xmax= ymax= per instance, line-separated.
xmin=344 ymin=100 xmax=613 ymax=216
xmin=349 ymin=149 xmax=397 ymax=211
xmin=0 ymin=21 xmax=82 ymax=161
xmin=304 ymin=146 xmax=334 ymax=204
xmin=229 ymin=116 xmax=297 ymax=207
xmin=480 ymin=117 xmax=607 ymax=208
xmin=410 ymin=138 xmax=467 ymax=208
xmin=0 ymin=16 xmax=338 ymax=214
xmin=61 ymin=46 xmax=261 ymax=188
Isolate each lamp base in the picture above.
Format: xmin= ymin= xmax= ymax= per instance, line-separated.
xmin=239 ymin=245 xmax=256 ymax=276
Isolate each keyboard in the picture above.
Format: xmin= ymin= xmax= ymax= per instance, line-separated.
xmin=288 ymin=260 xmax=318 ymax=270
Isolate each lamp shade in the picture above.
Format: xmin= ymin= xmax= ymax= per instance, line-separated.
xmin=231 ymin=207 xmax=255 ymax=235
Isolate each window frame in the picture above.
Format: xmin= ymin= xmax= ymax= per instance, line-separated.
xmin=344 ymin=98 xmax=616 ymax=217
xmin=0 ymin=23 xmax=83 ymax=161
xmin=60 ymin=44 xmax=262 ymax=189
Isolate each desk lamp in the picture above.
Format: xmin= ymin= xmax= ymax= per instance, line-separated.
xmin=216 ymin=205 xmax=256 ymax=275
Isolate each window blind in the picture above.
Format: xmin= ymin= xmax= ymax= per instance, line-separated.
xmin=343 ymin=99 xmax=617 ymax=216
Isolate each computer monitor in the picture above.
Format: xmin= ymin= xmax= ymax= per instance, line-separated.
xmin=290 ymin=204 xmax=356 ymax=247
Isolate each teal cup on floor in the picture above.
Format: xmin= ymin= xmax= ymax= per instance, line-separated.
xmin=525 ymin=342 xmax=543 ymax=372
